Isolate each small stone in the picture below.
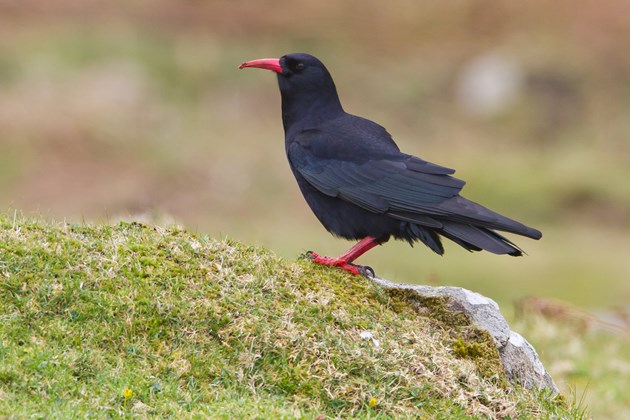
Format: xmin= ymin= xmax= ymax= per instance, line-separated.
xmin=359 ymin=331 xmax=374 ymax=340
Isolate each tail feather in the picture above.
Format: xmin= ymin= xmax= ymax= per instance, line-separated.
xmin=440 ymin=222 xmax=524 ymax=256
xmin=402 ymin=220 xmax=525 ymax=256
xmin=396 ymin=195 xmax=540 ymax=256
xmin=407 ymin=223 xmax=445 ymax=255
xmin=434 ymin=196 xmax=542 ymax=240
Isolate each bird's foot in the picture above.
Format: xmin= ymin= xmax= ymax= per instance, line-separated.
xmin=305 ymin=251 xmax=375 ymax=277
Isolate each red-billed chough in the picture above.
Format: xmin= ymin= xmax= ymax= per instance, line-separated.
xmin=239 ymin=53 xmax=542 ymax=276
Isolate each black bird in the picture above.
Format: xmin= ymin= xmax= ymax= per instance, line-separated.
xmin=239 ymin=53 xmax=542 ymax=276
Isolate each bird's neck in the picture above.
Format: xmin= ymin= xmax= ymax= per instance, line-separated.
xmin=280 ymin=92 xmax=344 ymax=134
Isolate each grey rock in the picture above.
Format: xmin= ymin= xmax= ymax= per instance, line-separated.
xmin=371 ymin=276 xmax=558 ymax=393
xmin=501 ymin=331 xmax=556 ymax=391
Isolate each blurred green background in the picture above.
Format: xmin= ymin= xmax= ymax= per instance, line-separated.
xmin=1 ymin=0 xmax=629 ymax=414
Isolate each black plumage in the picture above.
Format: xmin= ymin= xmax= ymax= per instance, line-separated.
xmin=239 ymin=53 xmax=541 ymax=275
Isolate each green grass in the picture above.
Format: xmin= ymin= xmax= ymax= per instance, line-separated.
xmin=0 ymin=215 xmax=579 ymax=418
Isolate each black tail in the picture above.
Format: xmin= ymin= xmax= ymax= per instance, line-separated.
xmin=434 ymin=195 xmax=542 ymax=239
xmin=399 ymin=195 xmax=541 ymax=256
xmin=439 ymin=222 xmax=525 ymax=256
xmin=404 ymin=221 xmax=527 ymax=256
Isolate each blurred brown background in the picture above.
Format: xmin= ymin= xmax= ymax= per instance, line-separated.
xmin=1 ymin=0 xmax=629 ymax=309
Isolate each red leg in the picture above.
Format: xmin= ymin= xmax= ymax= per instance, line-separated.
xmin=308 ymin=236 xmax=381 ymax=276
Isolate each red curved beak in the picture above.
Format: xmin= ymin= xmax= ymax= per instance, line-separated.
xmin=238 ymin=58 xmax=282 ymax=73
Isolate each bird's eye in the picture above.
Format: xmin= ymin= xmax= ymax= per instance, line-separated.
xmin=294 ymin=62 xmax=305 ymax=71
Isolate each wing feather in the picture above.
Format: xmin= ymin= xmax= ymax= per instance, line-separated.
xmin=298 ymin=153 xmax=465 ymax=218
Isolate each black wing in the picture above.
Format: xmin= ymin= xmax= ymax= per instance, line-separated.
xmin=288 ymin=123 xmax=465 ymax=228
xmin=288 ymin=124 xmax=541 ymax=241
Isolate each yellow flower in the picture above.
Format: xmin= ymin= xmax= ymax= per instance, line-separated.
xmin=368 ymin=397 xmax=377 ymax=407
xmin=123 ymin=388 xmax=133 ymax=399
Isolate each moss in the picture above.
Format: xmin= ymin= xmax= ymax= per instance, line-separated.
xmin=452 ymin=329 xmax=509 ymax=388
xmin=384 ymin=288 xmax=470 ymax=327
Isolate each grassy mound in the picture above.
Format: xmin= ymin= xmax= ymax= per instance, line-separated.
xmin=0 ymin=215 xmax=577 ymax=418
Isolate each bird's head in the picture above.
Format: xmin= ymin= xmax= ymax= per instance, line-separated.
xmin=240 ymin=53 xmax=340 ymax=104
xmin=239 ymin=52 xmax=325 ymax=79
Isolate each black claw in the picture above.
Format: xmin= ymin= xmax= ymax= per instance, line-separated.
xmin=301 ymin=250 xmax=316 ymax=260
xmin=359 ymin=265 xmax=376 ymax=278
